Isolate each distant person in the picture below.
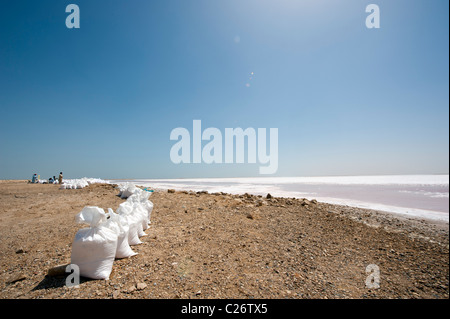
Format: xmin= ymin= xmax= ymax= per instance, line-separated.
xmin=31 ymin=174 xmax=37 ymax=183
xmin=53 ymin=176 xmax=57 ymax=183
xmin=49 ymin=177 xmax=54 ymax=184
xmin=58 ymin=172 xmax=63 ymax=184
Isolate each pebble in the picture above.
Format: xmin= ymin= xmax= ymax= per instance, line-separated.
xmin=137 ymin=283 xmax=147 ymax=290
xmin=7 ymin=273 xmax=27 ymax=284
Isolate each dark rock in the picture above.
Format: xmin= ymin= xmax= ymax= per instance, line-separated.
xmin=47 ymin=264 xmax=70 ymax=277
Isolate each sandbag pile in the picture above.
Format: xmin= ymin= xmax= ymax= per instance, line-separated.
xmin=70 ymin=184 xmax=153 ymax=280
xmin=60 ymin=177 xmax=110 ymax=189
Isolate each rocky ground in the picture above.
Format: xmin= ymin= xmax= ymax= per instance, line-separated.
xmin=0 ymin=180 xmax=448 ymax=299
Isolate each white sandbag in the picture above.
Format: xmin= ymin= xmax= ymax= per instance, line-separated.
xmin=126 ymin=197 xmax=150 ymax=231
xmin=143 ymin=200 xmax=153 ymax=225
xmin=106 ymin=208 xmax=137 ymax=259
xmin=117 ymin=183 xmax=132 ymax=197
xmin=128 ymin=191 xmax=153 ymax=225
xmin=136 ymin=217 xmax=146 ymax=237
xmin=116 ymin=185 xmax=125 ymax=197
xmin=128 ymin=191 xmax=145 ymax=203
xmin=117 ymin=201 xmax=142 ymax=246
xmin=75 ymin=206 xmax=107 ymax=226
xmin=70 ymin=206 xmax=118 ymax=280
xmin=120 ymin=184 xmax=138 ymax=199
xmin=133 ymin=202 xmax=149 ymax=235
xmin=129 ymin=201 xmax=148 ymax=236
xmin=138 ymin=202 xmax=150 ymax=231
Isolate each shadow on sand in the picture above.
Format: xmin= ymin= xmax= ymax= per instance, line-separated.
xmin=31 ymin=275 xmax=93 ymax=291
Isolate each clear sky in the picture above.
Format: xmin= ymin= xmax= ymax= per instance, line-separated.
xmin=0 ymin=0 xmax=448 ymax=179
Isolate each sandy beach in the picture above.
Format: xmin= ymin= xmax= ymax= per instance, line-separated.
xmin=0 ymin=180 xmax=448 ymax=299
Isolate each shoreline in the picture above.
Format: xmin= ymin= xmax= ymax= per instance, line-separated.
xmin=109 ymin=176 xmax=449 ymax=224
xmin=146 ymin=185 xmax=449 ymax=228
xmin=0 ymin=180 xmax=448 ymax=299
xmin=5 ymin=175 xmax=448 ymax=223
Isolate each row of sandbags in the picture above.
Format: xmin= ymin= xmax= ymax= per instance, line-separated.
xmin=60 ymin=177 xmax=110 ymax=189
xmin=70 ymin=185 xmax=153 ymax=280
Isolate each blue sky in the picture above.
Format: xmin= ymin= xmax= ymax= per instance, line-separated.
xmin=0 ymin=0 xmax=448 ymax=179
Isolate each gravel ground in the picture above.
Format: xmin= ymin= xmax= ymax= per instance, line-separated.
xmin=0 ymin=180 xmax=448 ymax=299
